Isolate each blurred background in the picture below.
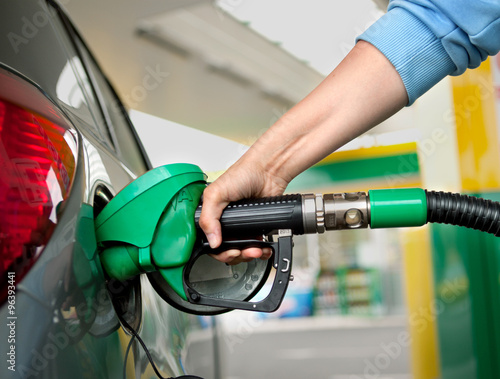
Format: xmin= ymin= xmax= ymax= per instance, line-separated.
xmin=64 ymin=1 xmax=500 ymax=378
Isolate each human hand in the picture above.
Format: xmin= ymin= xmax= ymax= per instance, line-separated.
xmin=198 ymin=155 xmax=288 ymax=265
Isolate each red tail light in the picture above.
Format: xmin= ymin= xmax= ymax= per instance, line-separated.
xmin=0 ymin=68 xmax=78 ymax=303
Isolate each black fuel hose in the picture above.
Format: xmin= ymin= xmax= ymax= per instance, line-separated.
xmin=426 ymin=190 xmax=500 ymax=236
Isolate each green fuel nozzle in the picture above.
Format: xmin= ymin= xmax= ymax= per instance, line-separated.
xmin=95 ymin=164 xmax=207 ymax=299
xmin=95 ymin=164 xmax=500 ymax=315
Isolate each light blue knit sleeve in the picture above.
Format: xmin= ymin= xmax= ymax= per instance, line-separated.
xmin=357 ymin=0 xmax=500 ymax=105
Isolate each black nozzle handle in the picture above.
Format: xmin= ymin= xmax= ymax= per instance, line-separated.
xmin=194 ymin=194 xmax=304 ymax=237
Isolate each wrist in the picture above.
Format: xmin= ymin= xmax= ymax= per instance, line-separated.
xmin=244 ymin=124 xmax=301 ymax=186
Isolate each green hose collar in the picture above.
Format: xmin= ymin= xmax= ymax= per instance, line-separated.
xmin=369 ymin=188 xmax=427 ymax=228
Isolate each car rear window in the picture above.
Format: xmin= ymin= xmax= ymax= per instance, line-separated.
xmin=71 ymin=35 xmax=149 ymax=175
xmin=0 ymin=0 xmax=114 ymax=148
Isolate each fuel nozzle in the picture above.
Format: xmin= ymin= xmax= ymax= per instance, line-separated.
xmin=194 ymin=188 xmax=428 ymax=238
xmin=95 ymin=163 xmax=500 ymax=316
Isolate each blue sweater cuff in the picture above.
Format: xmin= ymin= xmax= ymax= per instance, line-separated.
xmin=357 ymin=7 xmax=457 ymax=105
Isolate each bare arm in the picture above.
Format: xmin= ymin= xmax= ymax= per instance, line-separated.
xmin=199 ymin=41 xmax=408 ymax=263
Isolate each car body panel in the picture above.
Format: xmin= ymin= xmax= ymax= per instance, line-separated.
xmin=0 ymin=1 xmax=218 ymax=378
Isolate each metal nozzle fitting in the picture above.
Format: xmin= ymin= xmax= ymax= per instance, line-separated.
xmin=302 ymin=192 xmax=370 ymax=233
xmin=324 ymin=192 xmax=369 ymax=230
xmin=302 ymin=194 xmax=321 ymax=234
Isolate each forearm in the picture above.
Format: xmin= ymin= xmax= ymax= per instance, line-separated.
xmin=242 ymin=40 xmax=408 ymax=185
xmin=199 ymin=41 xmax=408 ymax=255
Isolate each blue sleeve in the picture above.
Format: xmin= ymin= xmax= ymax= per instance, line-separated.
xmin=357 ymin=0 xmax=500 ymax=105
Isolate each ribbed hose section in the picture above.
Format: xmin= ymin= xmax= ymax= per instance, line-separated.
xmin=426 ymin=190 xmax=500 ymax=236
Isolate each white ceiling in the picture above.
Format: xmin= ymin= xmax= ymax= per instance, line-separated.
xmin=64 ymin=0 xmax=414 ymax=146
xmin=216 ymin=0 xmax=386 ymax=76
